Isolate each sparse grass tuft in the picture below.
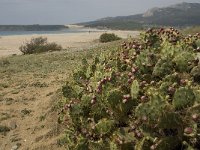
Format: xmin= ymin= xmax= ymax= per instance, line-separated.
xmin=30 ymin=81 xmax=48 ymax=88
xmin=0 ymin=59 xmax=10 ymax=66
xmin=39 ymin=115 xmax=46 ymax=121
xmin=21 ymin=108 xmax=32 ymax=116
xmin=0 ymin=82 xmax=9 ymax=88
xmin=0 ymin=125 xmax=10 ymax=133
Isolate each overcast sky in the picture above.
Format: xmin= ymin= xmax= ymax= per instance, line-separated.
xmin=0 ymin=0 xmax=199 ymax=25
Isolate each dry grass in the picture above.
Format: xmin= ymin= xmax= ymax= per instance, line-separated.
xmin=182 ymin=26 xmax=200 ymax=35
xmin=0 ymin=41 xmax=119 ymax=149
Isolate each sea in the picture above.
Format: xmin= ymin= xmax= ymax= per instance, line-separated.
xmin=0 ymin=27 xmax=100 ymax=36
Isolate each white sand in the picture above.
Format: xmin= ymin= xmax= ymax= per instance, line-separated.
xmin=0 ymin=27 xmax=139 ymax=57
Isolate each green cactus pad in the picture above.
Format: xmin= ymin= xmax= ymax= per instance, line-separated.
xmin=95 ymin=118 xmax=115 ymax=135
xmin=156 ymin=137 xmax=182 ymax=150
xmin=158 ymin=112 xmax=183 ymax=129
xmin=131 ymin=80 xmax=140 ymax=99
xmin=159 ymin=81 xmax=172 ymax=96
xmin=81 ymin=94 xmax=93 ymax=116
xmin=86 ymin=66 xmax=93 ymax=79
xmin=75 ymin=138 xmax=89 ymax=150
xmin=113 ymin=128 xmax=136 ymax=150
xmin=173 ymin=51 xmax=194 ymax=72
xmin=62 ymin=83 xmax=77 ymax=98
xmin=73 ymin=70 xmax=87 ymax=84
xmin=135 ymin=94 xmax=168 ymax=123
xmin=69 ymin=104 xmax=83 ymax=127
xmin=135 ymin=137 xmax=153 ymax=150
xmin=191 ymin=66 xmax=200 ymax=83
xmin=109 ymin=142 xmax=118 ymax=150
xmin=194 ymin=90 xmax=200 ymax=103
xmin=106 ymin=89 xmax=123 ymax=109
xmin=153 ymin=58 xmax=174 ymax=77
xmin=173 ymin=87 xmax=196 ymax=110
xmin=89 ymin=140 xmax=109 ymax=150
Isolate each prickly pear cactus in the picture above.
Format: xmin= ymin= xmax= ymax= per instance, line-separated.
xmin=153 ymin=57 xmax=174 ymax=77
xmin=131 ymin=80 xmax=140 ymax=99
xmin=173 ymin=87 xmax=196 ymax=110
xmin=59 ymin=28 xmax=200 ymax=150
xmin=172 ymin=51 xmax=195 ymax=72
xmin=191 ymin=66 xmax=200 ymax=83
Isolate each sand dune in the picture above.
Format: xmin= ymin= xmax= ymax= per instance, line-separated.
xmin=0 ymin=29 xmax=139 ymax=57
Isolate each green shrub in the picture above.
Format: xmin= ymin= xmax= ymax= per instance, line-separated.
xmin=99 ymin=33 xmax=121 ymax=43
xmin=19 ymin=37 xmax=62 ymax=54
xmin=59 ymin=28 xmax=200 ymax=149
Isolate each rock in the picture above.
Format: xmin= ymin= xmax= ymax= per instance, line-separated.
xmin=11 ymin=136 xmax=22 ymax=142
xmin=10 ymin=121 xmax=17 ymax=130
xmin=35 ymin=136 xmax=43 ymax=142
xmin=11 ymin=145 xmax=18 ymax=150
xmin=11 ymin=143 xmax=21 ymax=150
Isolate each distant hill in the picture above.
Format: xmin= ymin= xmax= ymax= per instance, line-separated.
xmin=0 ymin=25 xmax=68 ymax=31
xmin=78 ymin=2 xmax=200 ymax=30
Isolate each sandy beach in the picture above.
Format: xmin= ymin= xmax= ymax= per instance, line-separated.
xmin=0 ymin=27 xmax=139 ymax=57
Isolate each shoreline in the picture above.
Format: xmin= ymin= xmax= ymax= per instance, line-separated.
xmin=0 ymin=27 xmax=140 ymax=57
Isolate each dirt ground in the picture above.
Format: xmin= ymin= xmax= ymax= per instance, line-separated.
xmin=0 ymin=60 xmax=71 ymax=149
xmin=0 ymin=48 xmax=90 ymax=149
xmin=0 ymin=73 xmax=65 ymax=150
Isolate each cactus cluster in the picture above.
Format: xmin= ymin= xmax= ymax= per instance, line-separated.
xmin=59 ymin=28 xmax=200 ymax=150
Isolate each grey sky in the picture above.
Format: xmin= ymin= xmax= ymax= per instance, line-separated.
xmin=0 ymin=0 xmax=199 ymax=25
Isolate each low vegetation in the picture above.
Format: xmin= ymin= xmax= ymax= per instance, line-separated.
xmin=59 ymin=28 xmax=200 ymax=149
xmin=0 ymin=125 xmax=10 ymax=133
xmin=82 ymin=20 xmax=143 ymax=30
xmin=99 ymin=33 xmax=121 ymax=43
xmin=0 ymin=42 xmax=118 ymax=149
xmin=19 ymin=37 xmax=62 ymax=54
xmin=0 ymin=25 xmax=68 ymax=31
xmin=182 ymin=26 xmax=200 ymax=35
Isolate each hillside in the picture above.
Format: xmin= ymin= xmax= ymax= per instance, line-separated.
xmin=78 ymin=2 xmax=200 ymax=30
xmin=0 ymin=25 xmax=68 ymax=31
